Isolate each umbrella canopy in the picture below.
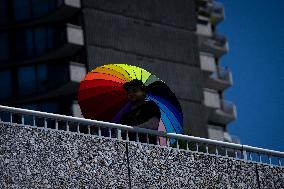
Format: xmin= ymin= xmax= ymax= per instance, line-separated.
xmin=78 ymin=64 xmax=183 ymax=138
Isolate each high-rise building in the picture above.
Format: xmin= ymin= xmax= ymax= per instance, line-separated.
xmin=0 ymin=0 xmax=237 ymax=141
xmin=196 ymin=0 xmax=237 ymax=142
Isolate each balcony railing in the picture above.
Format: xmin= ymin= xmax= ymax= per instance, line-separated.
xmin=211 ymin=2 xmax=225 ymax=24
xmin=207 ymin=99 xmax=237 ymax=124
xmin=198 ymin=33 xmax=228 ymax=57
xmin=221 ymin=99 xmax=237 ymax=118
xmin=211 ymin=66 xmax=232 ymax=82
xmin=196 ymin=1 xmax=224 ymax=25
xmin=0 ymin=105 xmax=283 ymax=167
xmin=205 ymin=66 xmax=232 ymax=91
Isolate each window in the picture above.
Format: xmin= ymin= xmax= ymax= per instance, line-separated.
xmin=37 ymin=64 xmax=48 ymax=92
xmin=15 ymin=30 xmax=29 ymax=58
xmin=14 ymin=26 xmax=65 ymax=59
xmin=0 ymin=70 xmax=12 ymax=99
xmin=32 ymin=0 xmax=49 ymax=18
xmin=18 ymin=64 xmax=49 ymax=96
xmin=34 ymin=27 xmax=47 ymax=55
xmin=47 ymin=28 xmax=54 ymax=49
xmin=26 ymin=29 xmax=34 ymax=57
xmin=14 ymin=0 xmax=31 ymax=21
xmin=18 ymin=66 xmax=36 ymax=95
xmin=0 ymin=0 xmax=7 ymax=24
xmin=0 ymin=33 xmax=9 ymax=60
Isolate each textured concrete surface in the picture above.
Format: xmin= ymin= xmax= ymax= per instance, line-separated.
xmin=0 ymin=123 xmax=284 ymax=188
xmin=0 ymin=123 xmax=128 ymax=188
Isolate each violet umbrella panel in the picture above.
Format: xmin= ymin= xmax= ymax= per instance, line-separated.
xmin=78 ymin=64 xmax=183 ymax=143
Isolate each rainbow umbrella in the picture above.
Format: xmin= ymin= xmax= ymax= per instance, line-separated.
xmin=78 ymin=64 xmax=183 ymax=142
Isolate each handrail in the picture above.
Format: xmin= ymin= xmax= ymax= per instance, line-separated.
xmin=0 ymin=105 xmax=283 ymax=166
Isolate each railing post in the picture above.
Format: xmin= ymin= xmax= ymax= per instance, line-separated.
xmin=10 ymin=112 xmax=12 ymax=123
xmin=225 ymin=148 xmax=228 ymax=157
xmin=258 ymin=153 xmax=262 ymax=163
xmin=126 ymin=131 xmax=129 ymax=141
xmin=87 ymin=125 xmax=90 ymax=134
xmin=21 ymin=115 xmax=24 ymax=125
xmin=117 ymin=128 xmax=122 ymax=140
xmin=55 ymin=120 xmax=58 ymax=130
xmin=76 ymin=123 xmax=80 ymax=133
xmin=98 ymin=127 xmax=101 ymax=137
xmin=66 ymin=122 xmax=70 ymax=132
xmin=196 ymin=143 xmax=199 ymax=152
xmin=33 ymin=116 xmax=36 ymax=126
xmin=44 ymin=118 xmax=47 ymax=129
xmin=186 ymin=141 xmax=189 ymax=151
xmin=176 ymin=139 xmax=179 ymax=149
xmin=215 ymin=146 xmax=219 ymax=155
xmin=205 ymin=144 xmax=209 ymax=154
xmin=243 ymin=149 xmax=247 ymax=161
xmin=136 ymin=132 xmax=139 ymax=142
xmin=268 ymin=155 xmax=272 ymax=165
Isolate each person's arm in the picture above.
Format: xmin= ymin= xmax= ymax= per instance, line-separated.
xmin=135 ymin=116 xmax=160 ymax=130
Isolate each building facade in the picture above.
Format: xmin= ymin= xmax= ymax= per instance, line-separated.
xmin=0 ymin=0 xmax=237 ymax=141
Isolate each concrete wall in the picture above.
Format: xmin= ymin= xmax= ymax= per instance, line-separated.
xmin=82 ymin=0 xmax=196 ymax=30
xmin=1 ymin=123 xmax=283 ymax=188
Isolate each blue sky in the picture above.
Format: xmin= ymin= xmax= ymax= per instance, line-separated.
xmin=218 ymin=0 xmax=284 ymax=151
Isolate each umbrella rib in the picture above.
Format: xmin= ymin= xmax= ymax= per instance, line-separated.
xmin=101 ymin=65 xmax=132 ymax=81
xmin=159 ymin=107 xmax=181 ymax=134
xmin=113 ymin=64 xmax=133 ymax=80
xmin=92 ymin=71 xmax=128 ymax=82
xmin=144 ymin=74 xmax=154 ymax=84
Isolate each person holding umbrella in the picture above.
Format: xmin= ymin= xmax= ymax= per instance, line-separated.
xmin=78 ymin=64 xmax=183 ymax=145
xmin=120 ymin=79 xmax=161 ymax=144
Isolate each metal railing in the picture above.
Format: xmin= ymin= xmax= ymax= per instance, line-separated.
xmin=210 ymin=66 xmax=232 ymax=84
xmin=0 ymin=105 xmax=283 ymax=167
xmin=221 ymin=99 xmax=237 ymax=117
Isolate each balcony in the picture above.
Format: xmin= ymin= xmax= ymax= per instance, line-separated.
xmin=203 ymin=88 xmax=220 ymax=109
xmin=207 ymin=100 xmax=237 ymax=124
xmin=0 ymin=0 xmax=81 ymax=29
xmin=205 ymin=66 xmax=233 ymax=91
xmin=210 ymin=2 xmax=225 ymax=24
xmin=198 ymin=33 xmax=229 ymax=57
xmin=196 ymin=22 xmax=213 ymax=37
xmin=200 ymin=53 xmax=217 ymax=75
xmin=4 ymin=62 xmax=86 ymax=105
xmin=196 ymin=1 xmax=224 ymax=25
xmin=207 ymin=124 xmax=225 ymax=141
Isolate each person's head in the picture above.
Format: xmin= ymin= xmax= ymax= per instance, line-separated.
xmin=122 ymin=79 xmax=146 ymax=102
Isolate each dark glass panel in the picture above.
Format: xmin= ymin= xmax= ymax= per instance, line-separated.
xmin=34 ymin=27 xmax=47 ymax=55
xmin=37 ymin=64 xmax=48 ymax=92
xmin=32 ymin=0 xmax=49 ymax=18
xmin=14 ymin=0 xmax=31 ymax=21
xmin=15 ymin=30 xmax=28 ymax=58
xmin=18 ymin=66 xmax=36 ymax=95
xmin=0 ymin=0 xmax=7 ymax=24
xmin=0 ymin=33 xmax=9 ymax=60
xmin=26 ymin=29 xmax=34 ymax=57
xmin=0 ymin=70 xmax=12 ymax=99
